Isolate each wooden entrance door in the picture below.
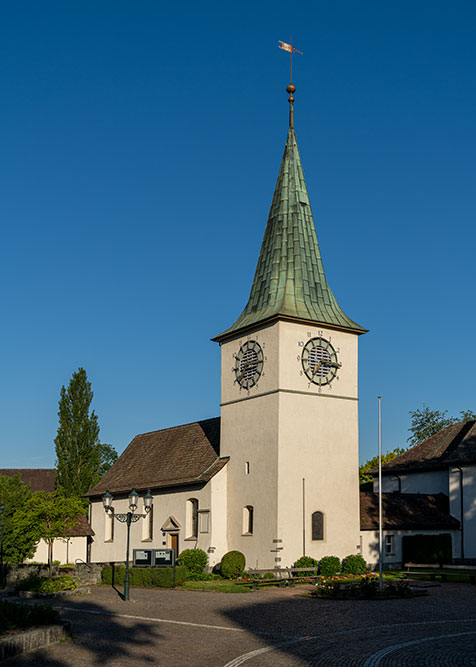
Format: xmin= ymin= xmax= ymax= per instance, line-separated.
xmin=170 ymin=533 xmax=179 ymax=559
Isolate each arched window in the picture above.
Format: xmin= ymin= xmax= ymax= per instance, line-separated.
xmin=242 ymin=506 xmax=254 ymax=535
xmin=105 ymin=508 xmax=114 ymax=542
xmin=312 ymin=511 xmax=324 ymax=541
xmin=187 ymin=498 xmax=199 ymax=539
xmin=142 ymin=505 xmax=153 ymax=542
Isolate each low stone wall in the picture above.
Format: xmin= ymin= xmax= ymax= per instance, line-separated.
xmin=4 ymin=562 xmax=102 ymax=587
xmin=5 ymin=564 xmax=59 ymax=586
xmin=74 ymin=563 xmax=102 ymax=586
xmin=0 ymin=623 xmax=70 ymax=661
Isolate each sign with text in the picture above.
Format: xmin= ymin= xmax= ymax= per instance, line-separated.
xmin=133 ymin=549 xmax=153 ymax=566
xmin=154 ymin=549 xmax=175 ymax=567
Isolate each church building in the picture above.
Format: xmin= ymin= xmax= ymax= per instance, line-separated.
xmin=86 ymin=83 xmax=369 ymax=569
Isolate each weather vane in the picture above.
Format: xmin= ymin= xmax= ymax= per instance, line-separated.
xmin=278 ymin=39 xmax=303 ymax=86
xmin=278 ymin=39 xmax=303 ymax=128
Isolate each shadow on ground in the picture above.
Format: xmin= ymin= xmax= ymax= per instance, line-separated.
xmin=6 ymin=590 xmax=163 ymax=665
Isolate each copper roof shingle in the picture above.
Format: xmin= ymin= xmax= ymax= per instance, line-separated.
xmin=360 ymin=492 xmax=460 ymax=530
xmin=213 ymin=120 xmax=366 ymax=341
xmin=378 ymin=420 xmax=476 ymax=474
xmin=0 ymin=469 xmax=56 ymax=493
xmin=85 ymin=417 xmax=228 ymax=497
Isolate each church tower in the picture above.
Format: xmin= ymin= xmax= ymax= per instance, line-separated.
xmin=213 ymin=84 xmax=367 ymax=569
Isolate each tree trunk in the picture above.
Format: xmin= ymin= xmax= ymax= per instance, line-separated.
xmin=48 ymin=541 xmax=53 ymax=578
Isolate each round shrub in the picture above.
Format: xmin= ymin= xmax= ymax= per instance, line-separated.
xmin=293 ymin=556 xmax=318 ymax=577
xmin=293 ymin=556 xmax=318 ymax=569
xmin=319 ymin=556 xmax=341 ymax=577
xmin=221 ymin=550 xmax=246 ymax=579
xmin=177 ymin=548 xmax=208 ymax=575
xmin=342 ymin=554 xmax=367 ymax=575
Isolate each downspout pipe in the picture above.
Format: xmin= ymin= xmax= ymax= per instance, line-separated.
xmin=455 ymin=467 xmax=464 ymax=563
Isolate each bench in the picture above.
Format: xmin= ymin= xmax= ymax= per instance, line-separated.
xmin=245 ymin=567 xmax=320 ymax=589
xmin=404 ymin=563 xmax=476 ymax=584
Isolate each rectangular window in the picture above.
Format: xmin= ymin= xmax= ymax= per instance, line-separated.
xmin=245 ymin=462 xmax=250 ymax=475
xmin=385 ymin=534 xmax=394 ymax=555
xmin=199 ymin=510 xmax=210 ymax=533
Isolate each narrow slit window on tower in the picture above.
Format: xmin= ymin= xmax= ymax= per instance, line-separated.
xmin=245 ymin=461 xmax=250 ymax=475
xmin=242 ymin=506 xmax=254 ymax=535
xmin=312 ymin=511 xmax=324 ymax=541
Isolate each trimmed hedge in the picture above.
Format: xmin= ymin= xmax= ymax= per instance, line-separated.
xmin=319 ymin=556 xmax=341 ymax=577
xmin=102 ymin=566 xmax=188 ymax=588
xmin=0 ymin=601 xmax=60 ymax=636
xmin=342 ymin=554 xmax=367 ymax=575
xmin=221 ymin=551 xmax=246 ymax=579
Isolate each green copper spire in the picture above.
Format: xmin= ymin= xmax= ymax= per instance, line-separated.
xmin=214 ymin=87 xmax=366 ymax=342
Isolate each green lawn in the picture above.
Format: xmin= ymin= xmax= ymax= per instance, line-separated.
xmin=179 ymin=580 xmax=252 ymax=593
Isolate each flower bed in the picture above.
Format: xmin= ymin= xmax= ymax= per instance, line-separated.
xmin=313 ymin=575 xmax=419 ymax=599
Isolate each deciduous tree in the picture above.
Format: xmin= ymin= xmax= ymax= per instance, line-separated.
xmin=408 ymin=405 xmax=476 ymax=447
xmin=0 ymin=475 xmax=36 ymax=564
xmin=13 ymin=492 xmax=84 ymax=577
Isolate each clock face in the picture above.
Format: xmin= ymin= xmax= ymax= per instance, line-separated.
xmin=301 ymin=337 xmax=341 ymax=386
xmin=233 ymin=340 xmax=264 ymax=389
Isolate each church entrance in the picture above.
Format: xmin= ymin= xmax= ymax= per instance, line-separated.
xmin=169 ymin=533 xmax=179 ymax=558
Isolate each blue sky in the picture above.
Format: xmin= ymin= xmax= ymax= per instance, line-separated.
xmin=1 ymin=1 xmax=475 ymax=468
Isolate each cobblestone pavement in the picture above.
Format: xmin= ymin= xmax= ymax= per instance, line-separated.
xmin=6 ymin=582 xmax=476 ymax=666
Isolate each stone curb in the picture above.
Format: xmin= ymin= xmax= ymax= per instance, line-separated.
xmin=0 ymin=622 xmax=71 ymax=661
xmin=18 ymin=587 xmax=91 ymax=599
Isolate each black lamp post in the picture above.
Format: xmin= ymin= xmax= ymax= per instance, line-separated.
xmin=0 ymin=502 xmax=4 ymax=590
xmin=102 ymin=488 xmax=152 ymax=601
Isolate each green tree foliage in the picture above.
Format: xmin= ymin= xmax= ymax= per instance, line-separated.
xmin=54 ymin=368 xmax=117 ymax=497
xmin=13 ymin=492 xmax=84 ymax=577
xmin=408 ymin=405 xmax=476 ymax=447
xmin=359 ymin=448 xmax=405 ymax=485
xmin=0 ymin=474 xmax=37 ymax=564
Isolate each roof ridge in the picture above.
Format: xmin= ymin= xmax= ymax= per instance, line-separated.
xmin=132 ymin=416 xmax=220 ymax=439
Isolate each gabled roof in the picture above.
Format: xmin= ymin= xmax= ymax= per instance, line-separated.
xmin=379 ymin=420 xmax=476 ymax=474
xmin=85 ymin=417 xmax=228 ymax=497
xmin=214 ymin=104 xmax=366 ymax=342
xmin=0 ymin=469 xmax=56 ymax=493
xmin=360 ymin=492 xmax=460 ymax=530
xmin=65 ymin=514 xmax=95 ymax=537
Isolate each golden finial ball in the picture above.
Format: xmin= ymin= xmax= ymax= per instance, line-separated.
xmin=286 ymin=85 xmax=296 ymax=94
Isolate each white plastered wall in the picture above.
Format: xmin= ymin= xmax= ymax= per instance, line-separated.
xmin=375 ymin=471 xmax=449 ymax=495
xmin=361 ymin=529 xmax=461 ymax=565
xmin=450 ymin=465 xmax=476 ymax=559
xmin=220 ymin=319 xmax=361 ymax=568
xmin=26 ymin=537 xmax=88 ymax=565
xmin=89 ymin=472 xmax=227 ymax=568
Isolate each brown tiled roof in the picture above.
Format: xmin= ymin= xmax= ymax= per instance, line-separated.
xmin=375 ymin=421 xmax=476 ymax=475
xmin=360 ymin=492 xmax=460 ymax=530
xmin=85 ymin=417 xmax=228 ymax=497
xmin=0 ymin=469 xmax=56 ymax=493
xmin=65 ymin=514 xmax=95 ymax=537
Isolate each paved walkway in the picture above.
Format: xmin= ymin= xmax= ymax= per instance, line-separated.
xmin=6 ymin=582 xmax=476 ymax=665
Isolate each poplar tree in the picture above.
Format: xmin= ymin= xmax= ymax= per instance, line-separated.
xmin=55 ymin=368 xmax=113 ymax=498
